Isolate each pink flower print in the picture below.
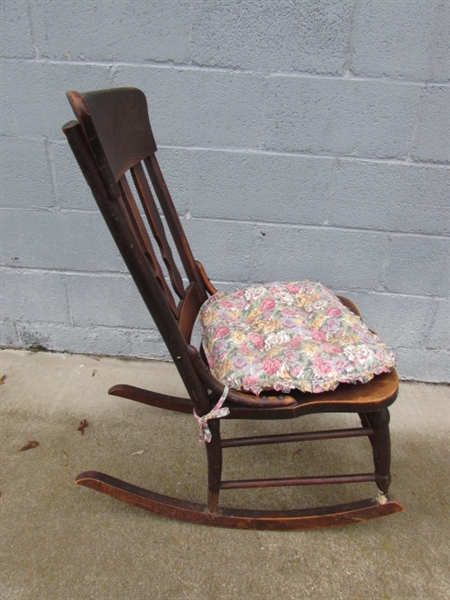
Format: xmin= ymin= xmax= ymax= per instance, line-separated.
xmin=313 ymin=355 xmax=332 ymax=375
xmin=285 ymin=282 xmax=301 ymax=294
xmin=260 ymin=296 xmax=276 ymax=312
xmin=326 ymin=306 xmax=342 ymax=317
xmin=219 ymin=298 xmax=236 ymax=309
xmin=289 ymin=334 xmax=306 ymax=348
xmin=214 ymin=325 xmax=230 ymax=339
xmin=242 ymin=375 xmax=261 ymax=393
xmin=238 ymin=342 xmax=251 ymax=355
xmin=322 ymin=343 xmax=342 ymax=354
xmin=268 ymin=285 xmax=283 ymax=294
xmin=311 ymin=329 xmax=327 ymax=342
xmin=248 ymin=332 xmax=265 ymax=350
xmin=262 ymin=356 xmax=282 ymax=375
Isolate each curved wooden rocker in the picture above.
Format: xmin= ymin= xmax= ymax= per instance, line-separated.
xmin=63 ymin=87 xmax=403 ymax=530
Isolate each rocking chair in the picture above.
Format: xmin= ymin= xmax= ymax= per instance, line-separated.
xmin=63 ymin=87 xmax=403 ymax=530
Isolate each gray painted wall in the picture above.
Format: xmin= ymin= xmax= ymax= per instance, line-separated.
xmin=1 ymin=0 xmax=449 ymax=382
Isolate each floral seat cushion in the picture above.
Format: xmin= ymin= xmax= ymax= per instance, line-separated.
xmin=199 ymin=281 xmax=396 ymax=395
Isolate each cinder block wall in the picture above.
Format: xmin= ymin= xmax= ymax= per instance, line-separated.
xmin=1 ymin=1 xmax=449 ymax=382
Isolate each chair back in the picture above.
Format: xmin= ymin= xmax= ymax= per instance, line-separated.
xmin=63 ymin=88 xmax=211 ymax=413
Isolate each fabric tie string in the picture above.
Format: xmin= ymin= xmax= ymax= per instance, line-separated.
xmin=193 ymin=386 xmax=230 ymax=443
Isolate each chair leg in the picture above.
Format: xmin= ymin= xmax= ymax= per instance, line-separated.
xmin=366 ymin=408 xmax=391 ymax=494
xmin=205 ymin=419 xmax=223 ymax=513
xmin=358 ymin=412 xmax=370 ymax=428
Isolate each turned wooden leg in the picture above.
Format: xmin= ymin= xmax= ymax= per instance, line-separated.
xmin=358 ymin=412 xmax=371 ymax=428
xmin=366 ymin=408 xmax=392 ymax=494
xmin=205 ymin=418 xmax=223 ymax=513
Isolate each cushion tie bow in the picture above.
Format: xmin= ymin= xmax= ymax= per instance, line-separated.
xmin=193 ymin=386 xmax=230 ymax=443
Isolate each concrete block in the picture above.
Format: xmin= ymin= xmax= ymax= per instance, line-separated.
xmin=0 ymin=2 xmax=34 ymax=58
xmin=383 ymin=235 xmax=449 ymax=297
xmin=395 ymin=347 xmax=449 ymax=383
xmin=340 ymin=291 xmax=434 ymax=350
xmin=330 ymin=160 xmax=450 ymax=235
xmin=1 ymin=138 xmax=55 ymax=209
xmin=66 ymin=274 xmax=154 ymax=330
xmin=50 ymin=141 xmax=97 ymax=211
xmin=1 ymin=269 xmax=70 ymax=324
xmin=351 ymin=0 xmax=449 ymax=82
xmin=191 ymin=0 xmax=354 ymax=75
xmin=190 ymin=150 xmax=334 ymax=225
xmin=13 ymin=321 xmax=168 ymax=359
xmin=12 ymin=321 xmax=74 ymax=352
xmin=0 ymin=320 xmax=19 ymax=347
xmin=251 ymin=224 xmax=387 ymax=291
xmin=413 ymin=87 xmax=450 ymax=163
xmin=184 ymin=218 xmax=253 ymax=283
xmin=1 ymin=61 xmax=114 ymax=139
xmin=109 ymin=328 xmax=168 ymax=358
xmin=426 ymin=299 xmax=450 ymax=351
xmin=263 ymin=77 xmax=420 ymax=158
xmin=114 ymin=67 xmax=265 ymax=148
xmin=1 ymin=209 xmax=126 ymax=272
xmin=32 ymin=0 xmax=191 ymax=63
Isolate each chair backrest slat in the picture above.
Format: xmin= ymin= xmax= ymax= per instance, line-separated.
xmin=118 ymin=173 xmax=178 ymax=316
xmin=144 ymin=155 xmax=205 ymax=295
xmin=130 ymin=161 xmax=185 ymax=300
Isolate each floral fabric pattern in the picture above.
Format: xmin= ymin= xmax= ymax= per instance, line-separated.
xmin=199 ymin=281 xmax=396 ymax=395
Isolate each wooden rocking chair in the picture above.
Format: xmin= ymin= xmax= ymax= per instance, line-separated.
xmin=63 ymin=87 xmax=403 ymax=530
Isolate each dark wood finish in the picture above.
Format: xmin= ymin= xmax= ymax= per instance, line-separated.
xmin=366 ymin=409 xmax=392 ymax=493
xmin=221 ymin=427 xmax=375 ymax=448
xmin=76 ymin=471 xmax=403 ymax=531
xmin=63 ymin=87 xmax=403 ymax=529
xmin=108 ymin=384 xmax=194 ymax=414
xmin=220 ymin=474 xmax=376 ymax=490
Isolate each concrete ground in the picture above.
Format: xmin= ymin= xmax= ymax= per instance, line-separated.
xmin=0 ymin=349 xmax=448 ymax=600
